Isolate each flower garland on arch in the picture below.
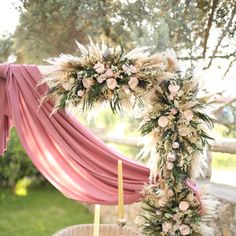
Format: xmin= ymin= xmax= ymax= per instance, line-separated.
xmin=40 ymin=38 xmax=218 ymax=236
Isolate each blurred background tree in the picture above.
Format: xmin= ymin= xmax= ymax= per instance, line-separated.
xmin=0 ymin=129 xmax=46 ymax=187
xmin=13 ymin=0 xmax=236 ymax=71
xmin=0 ymin=34 xmax=14 ymax=62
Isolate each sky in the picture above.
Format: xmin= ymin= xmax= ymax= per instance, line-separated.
xmin=0 ymin=0 xmax=20 ymax=37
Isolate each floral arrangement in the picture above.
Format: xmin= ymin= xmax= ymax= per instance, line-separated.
xmin=40 ymin=38 xmax=218 ymax=236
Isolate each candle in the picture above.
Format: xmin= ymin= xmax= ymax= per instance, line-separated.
xmin=118 ymin=160 xmax=125 ymax=219
xmin=93 ymin=204 xmax=100 ymax=236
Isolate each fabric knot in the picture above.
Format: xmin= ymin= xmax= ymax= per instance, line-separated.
xmin=0 ymin=64 xmax=10 ymax=79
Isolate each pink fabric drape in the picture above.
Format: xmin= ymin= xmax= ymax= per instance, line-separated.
xmin=0 ymin=64 xmax=150 ymax=205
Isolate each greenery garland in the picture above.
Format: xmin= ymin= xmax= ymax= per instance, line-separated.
xmin=41 ymin=38 xmax=218 ymax=236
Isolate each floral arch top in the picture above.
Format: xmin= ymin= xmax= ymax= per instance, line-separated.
xmin=41 ymin=38 xmax=218 ymax=236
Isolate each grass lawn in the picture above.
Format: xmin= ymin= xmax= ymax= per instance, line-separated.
xmin=0 ymin=186 xmax=93 ymax=236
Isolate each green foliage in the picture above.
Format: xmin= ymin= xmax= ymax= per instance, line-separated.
xmin=0 ymin=128 xmax=46 ymax=187
xmin=0 ymin=34 xmax=14 ymax=63
xmin=0 ymin=186 xmax=93 ymax=236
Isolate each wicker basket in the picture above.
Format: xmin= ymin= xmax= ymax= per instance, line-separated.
xmin=52 ymin=224 xmax=140 ymax=236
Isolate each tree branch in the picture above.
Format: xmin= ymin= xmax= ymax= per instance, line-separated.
xmin=223 ymin=57 xmax=236 ymax=78
xmin=202 ymin=0 xmax=219 ymax=58
xmin=178 ymin=50 xmax=236 ymax=61
xmin=206 ymin=3 xmax=236 ymax=69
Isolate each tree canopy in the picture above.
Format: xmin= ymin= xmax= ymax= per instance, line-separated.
xmin=13 ymin=0 xmax=236 ymax=74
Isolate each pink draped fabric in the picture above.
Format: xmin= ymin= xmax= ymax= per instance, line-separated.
xmin=0 ymin=64 xmax=150 ymax=205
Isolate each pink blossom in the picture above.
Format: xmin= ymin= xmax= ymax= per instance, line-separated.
xmin=158 ymin=116 xmax=169 ymax=128
xmin=128 ymin=77 xmax=139 ymax=90
xmin=82 ymin=78 xmax=94 ymax=88
xmin=179 ymin=224 xmax=191 ymax=235
xmin=168 ymin=84 xmax=180 ymax=97
xmin=105 ymin=68 xmax=114 ymax=78
xmin=172 ymin=142 xmax=180 ymax=149
xmin=179 ymin=201 xmax=190 ymax=211
xmin=130 ymin=65 xmax=138 ymax=73
xmin=167 ymin=162 xmax=174 ymax=170
xmin=94 ymin=62 xmax=105 ymax=74
xmin=162 ymin=222 xmax=172 ymax=233
xmin=77 ymin=90 xmax=84 ymax=97
xmin=179 ymin=127 xmax=188 ymax=137
xmin=106 ymin=78 xmax=117 ymax=90
xmin=167 ymin=153 xmax=176 ymax=162
xmin=97 ymin=74 xmax=106 ymax=83
xmin=183 ymin=110 xmax=194 ymax=121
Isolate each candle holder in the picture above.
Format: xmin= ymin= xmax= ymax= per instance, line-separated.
xmin=117 ymin=218 xmax=126 ymax=236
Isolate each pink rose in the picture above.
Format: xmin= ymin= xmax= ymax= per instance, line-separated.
xmin=82 ymin=78 xmax=94 ymax=88
xmin=167 ymin=189 xmax=174 ymax=197
xmin=77 ymin=90 xmax=84 ymax=97
xmin=179 ymin=127 xmax=188 ymax=137
xmin=130 ymin=65 xmax=138 ymax=73
xmin=179 ymin=224 xmax=191 ymax=235
xmin=172 ymin=142 xmax=180 ymax=149
xmin=106 ymin=78 xmax=117 ymax=90
xmin=105 ymin=68 xmax=114 ymax=78
xmin=183 ymin=110 xmax=194 ymax=121
xmin=128 ymin=77 xmax=139 ymax=90
xmin=167 ymin=162 xmax=174 ymax=170
xmin=158 ymin=116 xmax=168 ymax=128
xmin=162 ymin=222 xmax=172 ymax=233
xmin=97 ymin=74 xmax=106 ymax=83
xmin=167 ymin=153 xmax=176 ymax=162
xmin=94 ymin=62 xmax=105 ymax=74
xmin=122 ymin=85 xmax=130 ymax=92
xmin=168 ymin=84 xmax=180 ymax=97
xmin=179 ymin=201 xmax=190 ymax=211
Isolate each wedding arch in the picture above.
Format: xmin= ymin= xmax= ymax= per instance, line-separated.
xmin=0 ymin=39 xmax=217 ymax=235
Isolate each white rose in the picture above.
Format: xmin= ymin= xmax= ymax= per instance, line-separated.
xmin=172 ymin=142 xmax=180 ymax=149
xmin=179 ymin=201 xmax=190 ymax=211
xmin=158 ymin=116 xmax=169 ymax=128
xmin=77 ymin=90 xmax=84 ymax=97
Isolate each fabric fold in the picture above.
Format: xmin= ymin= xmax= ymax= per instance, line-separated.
xmin=0 ymin=64 xmax=150 ymax=205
